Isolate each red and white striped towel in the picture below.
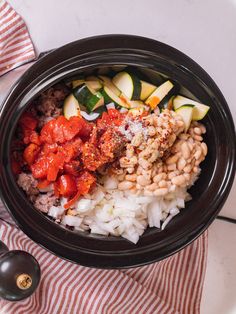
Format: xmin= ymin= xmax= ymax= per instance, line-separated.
xmin=0 ymin=203 xmax=208 ymax=314
xmin=0 ymin=2 xmax=208 ymax=313
xmin=0 ymin=0 xmax=35 ymax=77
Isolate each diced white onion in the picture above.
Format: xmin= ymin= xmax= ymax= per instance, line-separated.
xmin=61 ymin=215 xmax=83 ymax=227
xmin=106 ymin=103 xmax=115 ymax=109
xmin=76 ymin=199 xmax=92 ymax=213
xmin=48 ymin=206 xmax=65 ymax=219
xmin=119 ymin=107 xmax=128 ymax=113
xmin=103 ymin=177 xmax=118 ymax=190
xmin=80 ymin=111 xmax=100 ymax=121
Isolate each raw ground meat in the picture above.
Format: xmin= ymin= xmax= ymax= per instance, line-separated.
xmin=17 ymin=173 xmax=39 ymax=196
xmin=34 ymin=192 xmax=58 ymax=213
xmin=36 ymin=83 xmax=69 ymax=118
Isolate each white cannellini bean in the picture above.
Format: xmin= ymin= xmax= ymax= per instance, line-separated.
xmin=118 ymin=181 xmax=134 ymax=190
xmin=193 ymin=127 xmax=202 ymax=135
xmin=171 ymin=175 xmax=186 ymax=186
xmin=137 ymin=175 xmax=151 ymax=186
xmin=177 ymin=157 xmax=187 ymax=171
xmin=181 ymin=142 xmax=190 ymax=159
xmin=153 ymin=188 xmax=169 ymax=196
xmin=165 ymin=154 xmax=179 ymax=165
xmin=158 ymin=180 xmax=168 ymax=188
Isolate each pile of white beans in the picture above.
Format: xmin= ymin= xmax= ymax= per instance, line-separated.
xmin=112 ymin=109 xmax=207 ymax=197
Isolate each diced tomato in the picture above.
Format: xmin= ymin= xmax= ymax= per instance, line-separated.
xmin=11 ymin=158 xmax=21 ymax=175
xmin=77 ymin=119 xmax=93 ymax=141
xmin=64 ymin=160 xmax=81 ymax=176
xmin=64 ymin=191 xmax=80 ymax=209
xmin=40 ymin=119 xmax=56 ymax=144
xmin=23 ymin=143 xmax=40 ymax=165
xmin=43 ymin=143 xmax=58 ymax=154
xmin=31 ymin=157 xmax=48 ymax=179
xmin=29 ymin=131 xmax=41 ymax=145
xmin=57 ymin=174 xmax=77 ymax=197
xmin=37 ymin=179 xmax=50 ymax=189
xmin=19 ymin=112 xmax=38 ymax=130
xmin=97 ymin=112 xmax=110 ymax=130
xmin=77 ymin=171 xmax=96 ymax=195
xmin=23 ymin=129 xmax=34 ymax=145
xmin=107 ymin=108 xmax=124 ymax=126
xmin=40 ymin=116 xmax=91 ymax=144
xmin=53 ymin=116 xmax=68 ymax=143
xmin=81 ymin=142 xmax=103 ymax=171
xmin=62 ymin=137 xmax=82 ymax=162
xmin=63 ymin=116 xmax=82 ymax=141
xmin=64 ymin=171 xmax=96 ymax=209
xmin=97 ymin=109 xmax=124 ymax=131
xmin=99 ymin=128 xmax=122 ymax=160
xmin=46 ymin=151 xmax=65 ymax=181
xmin=53 ymin=181 xmax=60 ymax=197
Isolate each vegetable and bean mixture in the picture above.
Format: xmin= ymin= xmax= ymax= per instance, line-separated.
xmin=12 ymin=68 xmax=210 ymax=241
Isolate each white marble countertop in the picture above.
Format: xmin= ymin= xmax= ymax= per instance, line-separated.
xmin=2 ymin=0 xmax=236 ymax=313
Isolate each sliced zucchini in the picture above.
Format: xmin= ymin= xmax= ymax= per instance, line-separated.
xmin=72 ymin=79 xmax=85 ymax=88
xmin=112 ymin=71 xmax=141 ymax=100
xmin=129 ymin=100 xmax=144 ymax=108
xmin=167 ymin=95 xmax=175 ymax=110
xmin=172 ymin=95 xmax=210 ymax=120
xmin=145 ymin=80 xmax=175 ymax=110
xmin=140 ymin=80 xmax=157 ymax=100
xmin=63 ymin=94 xmax=81 ymax=119
xmin=175 ymin=105 xmax=194 ymax=132
xmin=192 ymin=105 xmax=210 ymax=120
xmin=101 ymin=86 xmax=129 ymax=108
xmin=98 ymin=75 xmax=121 ymax=96
xmin=73 ymin=83 xmax=104 ymax=113
xmin=86 ymin=80 xmax=102 ymax=91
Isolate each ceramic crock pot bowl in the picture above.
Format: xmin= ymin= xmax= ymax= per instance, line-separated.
xmin=0 ymin=35 xmax=235 ymax=268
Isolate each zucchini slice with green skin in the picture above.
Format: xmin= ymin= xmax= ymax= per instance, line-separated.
xmin=140 ymin=80 xmax=157 ymax=100
xmin=145 ymin=80 xmax=175 ymax=109
xmin=73 ymin=84 xmax=104 ymax=113
xmin=98 ymin=75 xmax=121 ymax=96
xmin=112 ymin=71 xmax=141 ymax=100
xmin=101 ymin=86 xmax=129 ymax=108
xmin=175 ymin=105 xmax=194 ymax=132
xmin=172 ymin=95 xmax=210 ymax=120
xmin=63 ymin=94 xmax=81 ymax=119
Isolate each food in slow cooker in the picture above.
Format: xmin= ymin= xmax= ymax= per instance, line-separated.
xmin=12 ymin=69 xmax=210 ymax=243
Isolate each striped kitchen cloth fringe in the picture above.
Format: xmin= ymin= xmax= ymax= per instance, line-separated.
xmin=0 ymin=0 xmax=36 ymax=77
xmin=0 ymin=202 xmax=208 ymax=314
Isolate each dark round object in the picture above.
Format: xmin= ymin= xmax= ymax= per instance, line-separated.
xmin=0 ymin=35 xmax=235 ymax=268
xmin=0 ymin=251 xmax=41 ymax=301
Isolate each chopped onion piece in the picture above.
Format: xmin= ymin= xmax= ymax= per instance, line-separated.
xmin=119 ymin=107 xmax=128 ymax=113
xmin=61 ymin=215 xmax=83 ymax=227
xmin=106 ymin=103 xmax=115 ymax=109
xmin=80 ymin=111 xmax=100 ymax=121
